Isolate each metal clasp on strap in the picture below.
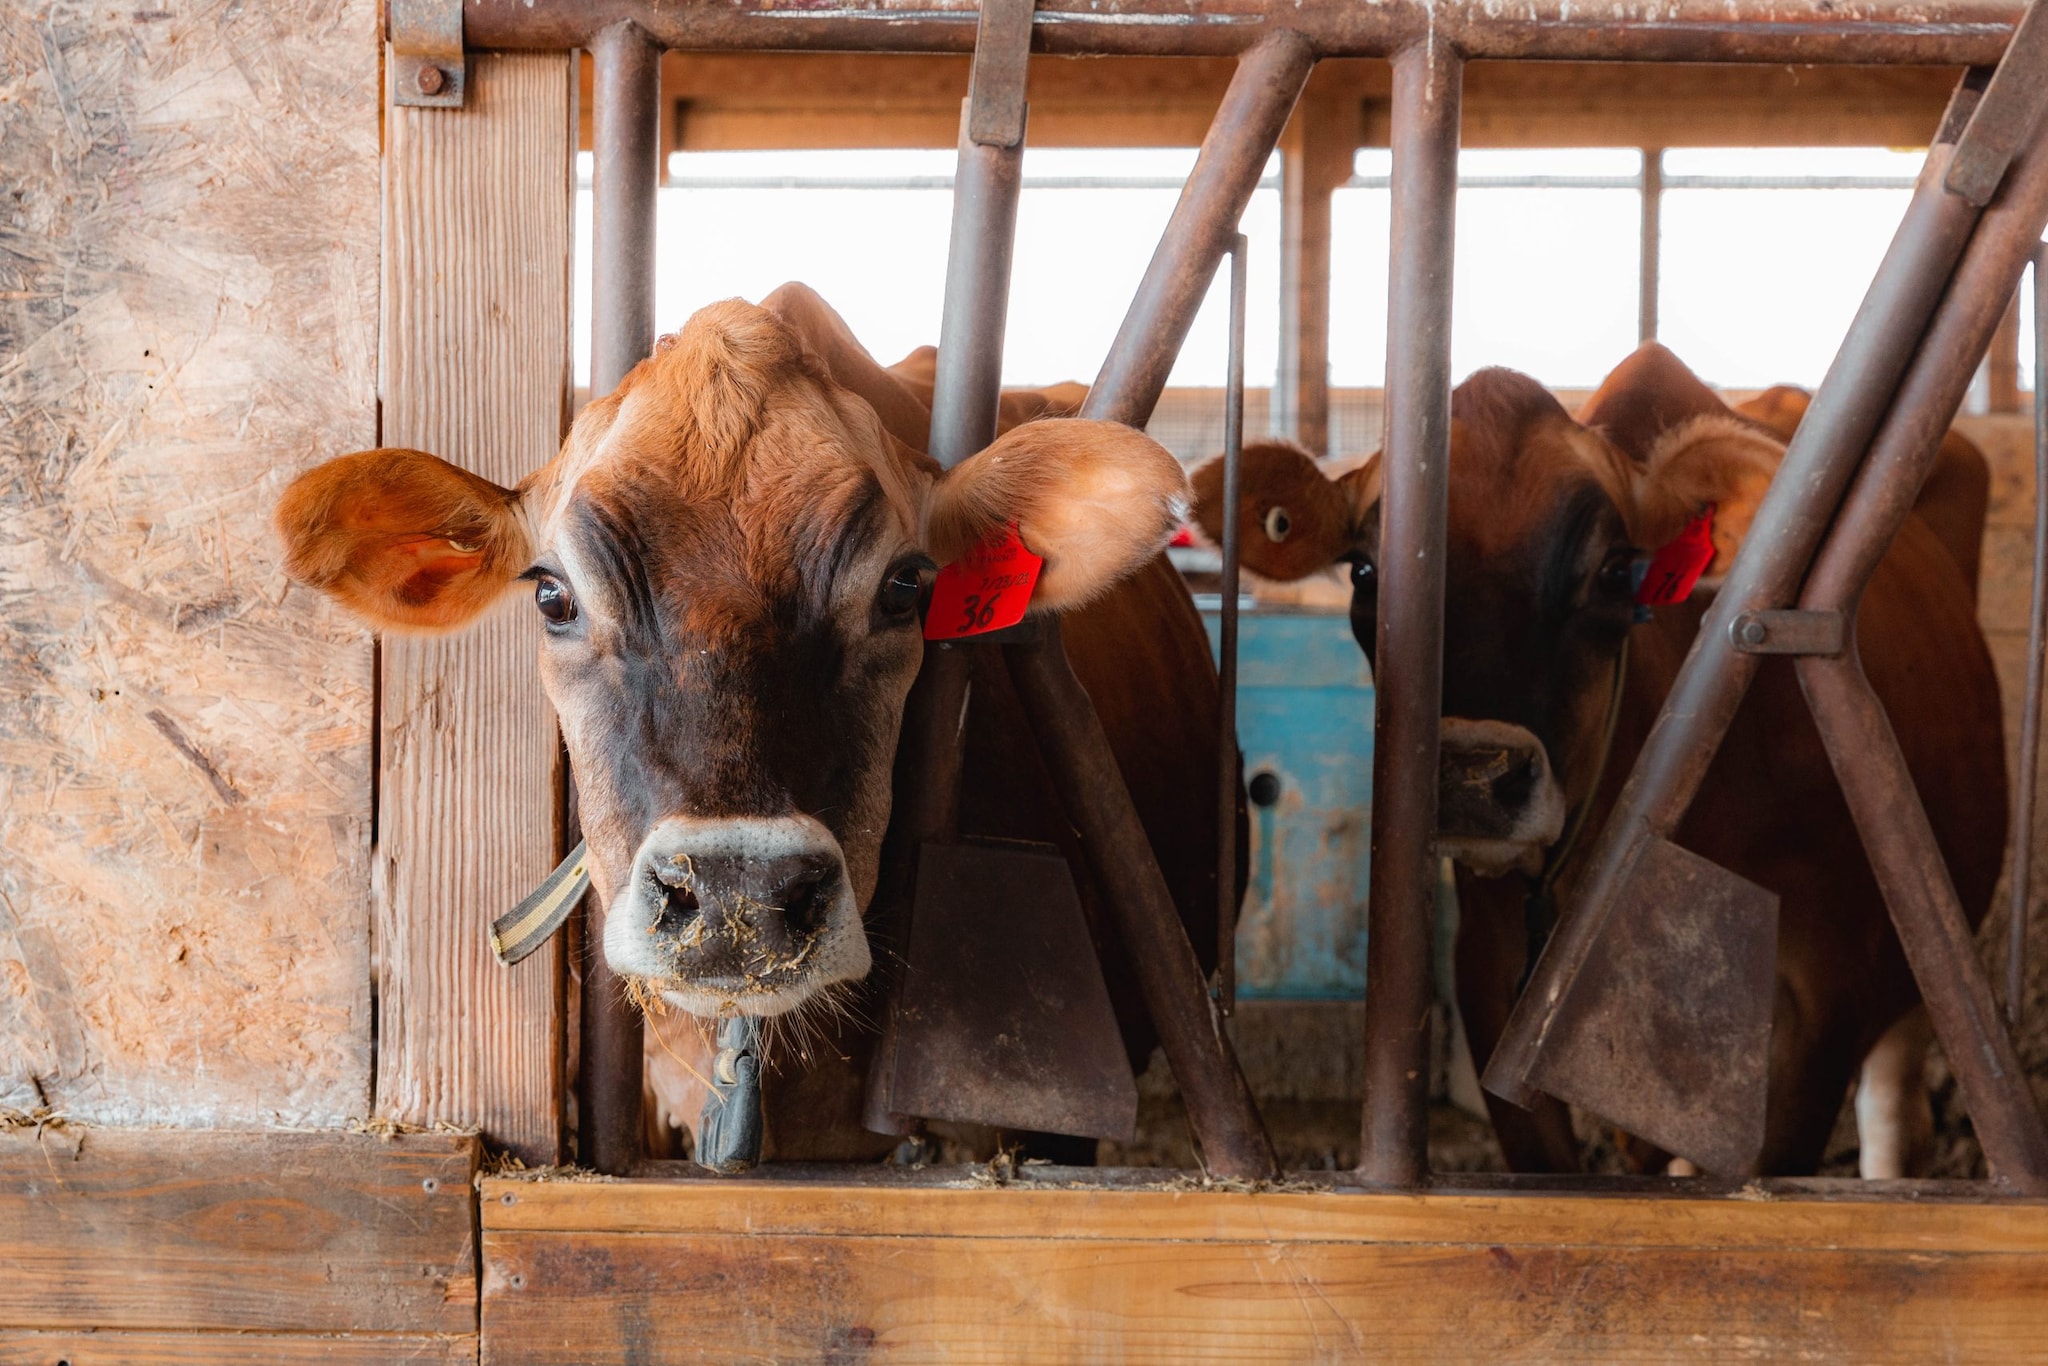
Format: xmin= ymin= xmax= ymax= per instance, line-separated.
xmin=391 ymin=0 xmax=466 ymax=108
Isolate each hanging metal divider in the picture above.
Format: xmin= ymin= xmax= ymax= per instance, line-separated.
xmin=1216 ymin=231 xmax=1250 ymax=1016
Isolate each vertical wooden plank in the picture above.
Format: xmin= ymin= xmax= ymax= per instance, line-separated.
xmin=379 ymin=53 xmax=574 ymax=1163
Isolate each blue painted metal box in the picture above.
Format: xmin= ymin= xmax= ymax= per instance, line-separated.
xmin=1201 ymin=603 xmax=1375 ymax=999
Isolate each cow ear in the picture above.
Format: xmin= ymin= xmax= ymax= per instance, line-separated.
xmin=926 ymin=419 xmax=1188 ymax=612
xmin=275 ymin=447 xmax=531 ymax=632
xmin=1732 ymin=384 xmax=1810 ymax=442
xmin=1189 ymin=441 xmax=1372 ymax=582
xmin=1632 ymin=415 xmax=1786 ymax=580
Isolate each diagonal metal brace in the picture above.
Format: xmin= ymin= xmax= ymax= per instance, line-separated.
xmin=1947 ymin=0 xmax=2048 ymax=202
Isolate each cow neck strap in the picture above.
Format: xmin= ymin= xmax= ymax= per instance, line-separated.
xmin=1519 ymin=636 xmax=1630 ymax=992
xmin=491 ymin=840 xmax=589 ymax=966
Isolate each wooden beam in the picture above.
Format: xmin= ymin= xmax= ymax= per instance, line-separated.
xmin=481 ymin=1173 xmax=2048 ymax=1364
xmin=590 ymin=54 xmax=1965 ymax=152
xmin=0 ymin=1129 xmax=479 ymax=1336
xmin=380 ymin=52 xmax=574 ymax=1164
xmin=0 ymin=1332 xmax=477 ymax=1364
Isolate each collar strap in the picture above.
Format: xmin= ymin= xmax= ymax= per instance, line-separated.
xmin=491 ymin=841 xmax=589 ymax=966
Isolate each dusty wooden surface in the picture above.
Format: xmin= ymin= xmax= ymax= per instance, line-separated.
xmin=377 ymin=52 xmax=574 ymax=1165
xmin=0 ymin=1128 xmax=478 ymax=1338
xmin=0 ymin=1 xmax=380 ymax=1123
xmin=480 ymin=1172 xmax=2048 ymax=1364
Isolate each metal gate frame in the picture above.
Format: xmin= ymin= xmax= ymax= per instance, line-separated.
xmin=421 ymin=0 xmax=2048 ymax=1191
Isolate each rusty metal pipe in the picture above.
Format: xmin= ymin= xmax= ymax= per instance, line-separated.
xmin=1798 ymin=654 xmax=2048 ymax=1190
xmin=929 ymin=102 xmax=1025 ymax=468
xmin=1217 ymin=233 xmax=1249 ymax=1015
xmin=580 ymin=19 xmax=661 ymax=1177
xmin=1784 ymin=117 xmax=2048 ymax=1189
xmin=1485 ymin=79 xmax=1991 ymax=1110
xmin=2017 ymin=246 xmax=2048 ymax=1031
xmin=1006 ymin=620 xmax=1278 ymax=1178
xmin=589 ymin=21 xmax=660 ymax=399
xmin=1359 ymin=40 xmax=1462 ymax=1189
xmin=1082 ymin=30 xmax=1314 ymax=429
xmin=466 ymin=0 xmax=2025 ymax=65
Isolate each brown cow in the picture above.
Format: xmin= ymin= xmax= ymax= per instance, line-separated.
xmin=1193 ymin=344 xmax=2004 ymax=1177
xmin=276 ymin=284 xmax=1224 ymax=1161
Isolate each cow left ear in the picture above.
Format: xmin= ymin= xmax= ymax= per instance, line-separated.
xmin=926 ymin=419 xmax=1188 ymax=611
xmin=1631 ymin=414 xmax=1786 ymax=581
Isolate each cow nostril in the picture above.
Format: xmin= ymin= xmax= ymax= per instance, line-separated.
xmin=778 ymin=868 xmax=834 ymax=942
xmin=653 ymin=882 xmax=700 ymax=936
xmin=1491 ymin=751 xmax=1542 ymax=811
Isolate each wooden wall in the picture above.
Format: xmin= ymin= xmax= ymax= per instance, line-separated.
xmin=0 ymin=1 xmax=381 ymax=1125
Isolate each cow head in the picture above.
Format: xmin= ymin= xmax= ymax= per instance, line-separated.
xmin=276 ymin=287 xmax=1187 ymax=1019
xmin=1191 ymin=346 xmax=1782 ymax=876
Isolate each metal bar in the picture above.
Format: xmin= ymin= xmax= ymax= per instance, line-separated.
xmin=1783 ymin=119 xmax=2048 ymax=1187
xmin=581 ymin=18 xmax=661 ymax=1177
xmin=1359 ymin=40 xmax=1462 ymax=1190
xmin=1216 ymin=233 xmax=1249 ymax=1016
xmin=2017 ymin=247 xmax=2048 ymax=1031
xmin=589 ymin=23 xmax=660 ymax=396
xmin=466 ymin=0 xmax=2026 ymax=65
xmin=1799 ymin=655 xmax=2048 ymax=1189
xmin=1485 ymin=71 xmax=1995 ymax=1111
xmin=928 ymin=98 xmax=1025 ymax=467
xmin=1082 ymin=30 xmax=1314 ymax=429
xmin=1006 ymin=620 xmax=1278 ymax=1179
xmin=1639 ymin=147 xmax=1663 ymax=344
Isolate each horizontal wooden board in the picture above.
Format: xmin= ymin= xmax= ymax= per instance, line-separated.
xmin=1 ymin=1129 xmax=478 ymax=1335
xmin=0 ymin=1330 xmax=475 ymax=1364
xmin=484 ymin=1172 xmax=2048 ymax=1253
xmin=480 ymin=1174 xmax=2048 ymax=1364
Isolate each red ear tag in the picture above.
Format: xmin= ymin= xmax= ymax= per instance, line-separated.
xmin=1169 ymin=525 xmax=1196 ymax=548
xmin=1634 ymin=504 xmax=1717 ymax=607
xmin=924 ymin=522 xmax=1043 ymax=641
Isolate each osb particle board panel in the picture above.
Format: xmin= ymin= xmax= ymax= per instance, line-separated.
xmin=0 ymin=1128 xmax=479 ymax=1336
xmin=0 ymin=2 xmax=380 ymax=1123
xmin=480 ymin=1175 xmax=2048 ymax=1364
xmin=376 ymin=51 xmax=573 ymax=1164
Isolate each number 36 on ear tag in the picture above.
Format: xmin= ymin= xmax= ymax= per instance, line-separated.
xmin=925 ymin=523 xmax=1043 ymax=640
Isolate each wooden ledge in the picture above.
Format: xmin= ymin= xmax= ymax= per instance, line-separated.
xmin=480 ymin=1167 xmax=2048 ymax=1363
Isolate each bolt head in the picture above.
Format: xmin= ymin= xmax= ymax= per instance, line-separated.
xmin=1738 ymin=618 xmax=1767 ymax=645
xmin=415 ymin=64 xmax=447 ymax=96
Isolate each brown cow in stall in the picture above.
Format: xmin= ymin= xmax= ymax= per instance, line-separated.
xmin=1193 ymin=344 xmax=2005 ymax=1176
xmin=275 ymin=283 xmax=1226 ymax=1161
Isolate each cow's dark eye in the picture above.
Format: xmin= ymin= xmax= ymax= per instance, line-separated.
xmin=1263 ymin=506 xmax=1293 ymax=542
xmin=534 ymin=574 xmax=577 ymax=627
xmin=1595 ymin=551 xmax=1640 ymax=601
xmin=1351 ymin=557 xmax=1377 ymax=591
xmin=877 ymin=561 xmax=925 ymax=622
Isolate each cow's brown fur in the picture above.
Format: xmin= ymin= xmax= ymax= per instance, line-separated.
xmin=276 ymin=284 xmax=1217 ymax=1161
xmin=1193 ymin=344 xmax=2005 ymax=1175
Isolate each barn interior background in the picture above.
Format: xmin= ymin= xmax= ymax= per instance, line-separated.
xmin=6 ymin=0 xmax=2048 ymax=1358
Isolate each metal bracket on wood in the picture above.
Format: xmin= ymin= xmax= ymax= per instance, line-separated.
xmin=391 ymin=0 xmax=466 ymax=108
xmin=1728 ymin=609 xmax=1845 ymax=656
xmin=967 ymin=0 xmax=1035 ymax=148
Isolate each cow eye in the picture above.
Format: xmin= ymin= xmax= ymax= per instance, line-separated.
xmin=1263 ymin=506 xmax=1293 ymax=542
xmin=1595 ymin=551 xmax=1640 ymax=601
xmin=877 ymin=560 xmax=926 ymax=622
xmin=533 ymin=574 xmax=577 ymax=627
xmin=1351 ymin=556 xmax=1377 ymax=591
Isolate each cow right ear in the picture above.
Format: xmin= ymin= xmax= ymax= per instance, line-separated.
xmin=274 ymin=448 xmax=532 ymax=632
xmin=1189 ymin=442 xmax=1373 ymax=582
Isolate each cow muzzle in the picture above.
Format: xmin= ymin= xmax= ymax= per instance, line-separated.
xmin=602 ymin=814 xmax=872 ymax=1018
xmin=1435 ymin=718 xmax=1568 ymax=878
